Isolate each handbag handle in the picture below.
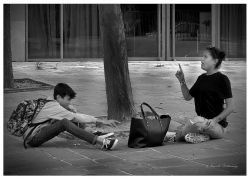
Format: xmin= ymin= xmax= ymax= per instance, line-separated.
xmin=140 ymin=102 xmax=164 ymax=145
xmin=140 ymin=102 xmax=160 ymax=120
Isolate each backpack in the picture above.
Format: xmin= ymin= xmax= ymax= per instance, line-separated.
xmin=7 ymin=98 xmax=52 ymax=137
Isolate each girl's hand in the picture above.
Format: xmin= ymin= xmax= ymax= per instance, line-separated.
xmin=175 ymin=64 xmax=185 ymax=82
xmin=203 ymin=119 xmax=217 ymax=132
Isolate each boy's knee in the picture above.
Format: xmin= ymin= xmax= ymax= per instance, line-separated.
xmin=61 ymin=118 xmax=71 ymax=124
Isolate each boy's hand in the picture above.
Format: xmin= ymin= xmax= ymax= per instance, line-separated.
xmin=67 ymin=105 xmax=77 ymax=113
xmin=97 ymin=119 xmax=121 ymax=128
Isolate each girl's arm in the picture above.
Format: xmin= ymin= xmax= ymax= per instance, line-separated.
xmin=175 ymin=63 xmax=193 ymax=101
xmin=180 ymin=83 xmax=193 ymax=101
xmin=204 ymin=98 xmax=235 ymax=131
xmin=213 ymin=98 xmax=235 ymax=123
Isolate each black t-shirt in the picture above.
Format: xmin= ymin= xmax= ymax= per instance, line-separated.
xmin=189 ymin=72 xmax=233 ymax=128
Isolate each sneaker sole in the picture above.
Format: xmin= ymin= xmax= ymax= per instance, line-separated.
xmin=185 ymin=133 xmax=210 ymax=144
xmin=99 ymin=132 xmax=115 ymax=138
xmin=110 ymin=139 xmax=118 ymax=150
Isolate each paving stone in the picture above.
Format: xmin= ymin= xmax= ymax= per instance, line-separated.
xmin=121 ymin=166 xmax=171 ymax=175
xmin=42 ymin=147 xmax=85 ymax=160
xmin=165 ymin=148 xmax=237 ymax=160
xmin=212 ymin=143 xmax=246 ymax=153
xmin=42 ymin=141 xmax=93 ymax=150
xmin=5 ymin=158 xmax=71 ymax=174
xmin=94 ymin=157 xmax=124 ymax=164
xmin=194 ymin=154 xmax=246 ymax=175
xmin=81 ymin=164 xmax=111 ymax=171
xmin=108 ymin=147 xmax=151 ymax=154
xmin=83 ymin=168 xmax=129 ymax=175
xmin=223 ymin=135 xmax=246 ymax=145
xmin=103 ymin=160 xmax=146 ymax=170
xmin=4 ymin=136 xmax=21 ymax=145
xmin=14 ymin=166 xmax=92 ymax=175
xmin=70 ymin=148 xmax=114 ymax=160
xmin=115 ymin=150 xmax=174 ymax=162
xmin=144 ymin=158 xmax=199 ymax=168
xmin=65 ymin=158 xmax=100 ymax=167
xmin=4 ymin=149 xmax=56 ymax=163
xmin=217 ymin=147 xmax=246 ymax=153
xmin=154 ymin=142 xmax=214 ymax=154
xmin=155 ymin=165 xmax=230 ymax=175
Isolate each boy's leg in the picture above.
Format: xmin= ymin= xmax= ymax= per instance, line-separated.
xmin=73 ymin=122 xmax=95 ymax=133
xmin=28 ymin=118 xmax=98 ymax=147
xmin=85 ymin=127 xmax=95 ymax=133
xmin=72 ymin=122 xmax=114 ymax=138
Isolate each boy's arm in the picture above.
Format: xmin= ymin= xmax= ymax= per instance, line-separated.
xmin=72 ymin=113 xmax=120 ymax=127
xmin=67 ymin=105 xmax=77 ymax=113
xmin=72 ymin=113 xmax=96 ymax=124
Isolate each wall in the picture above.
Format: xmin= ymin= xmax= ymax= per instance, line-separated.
xmin=10 ymin=4 xmax=25 ymax=61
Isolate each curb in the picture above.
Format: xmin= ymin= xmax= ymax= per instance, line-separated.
xmin=4 ymin=78 xmax=55 ymax=94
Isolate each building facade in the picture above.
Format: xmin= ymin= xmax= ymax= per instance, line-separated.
xmin=10 ymin=4 xmax=246 ymax=62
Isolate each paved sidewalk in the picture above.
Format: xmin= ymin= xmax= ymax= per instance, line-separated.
xmin=4 ymin=61 xmax=246 ymax=175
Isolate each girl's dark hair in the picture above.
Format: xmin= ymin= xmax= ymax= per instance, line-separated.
xmin=53 ymin=83 xmax=76 ymax=100
xmin=206 ymin=45 xmax=226 ymax=68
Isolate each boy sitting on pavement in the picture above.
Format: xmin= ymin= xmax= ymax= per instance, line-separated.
xmin=23 ymin=83 xmax=120 ymax=150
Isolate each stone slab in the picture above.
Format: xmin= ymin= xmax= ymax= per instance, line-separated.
xmin=193 ymin=154 xmax=246 ymax=175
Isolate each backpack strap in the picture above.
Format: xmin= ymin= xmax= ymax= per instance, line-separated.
xmin=31 ymin=99 xmax=53 ymax=120
xmin=23 ymin=99 xmax=54 ymax=149
xmin=23 ymin=119 xmax=52 ymax=149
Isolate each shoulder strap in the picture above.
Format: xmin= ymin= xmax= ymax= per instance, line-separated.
xmin=23 ymin=99 xmax=53 ymax=149
xmin=30 ymin=98 xmax=53 ymax=123
xmin=23 ymin=118 xmax=52 ymax=149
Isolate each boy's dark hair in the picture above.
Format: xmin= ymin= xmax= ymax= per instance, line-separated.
xmin=53 ymin=83 xmax=76 ymax=100
xmin=206 ymin=45 xmax=226 ymax=69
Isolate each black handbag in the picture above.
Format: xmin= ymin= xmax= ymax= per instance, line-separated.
xmin=128 ymin=102 xmax=171 ymax=148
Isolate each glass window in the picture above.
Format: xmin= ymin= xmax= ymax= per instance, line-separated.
xmin=174 ymin=4 xmax=211 ymax=57
xmin=63 ymin=4 xmax=102 ymax=58
xmin=121 ymin=4 xmax=158 ymax=57
xmin=220 ymin=4 xmax=246 ymax=58
xmin=28 ymin=4 xmax=159 ymax=59
xmin=28 ymin=4 xmax=60 ymax=59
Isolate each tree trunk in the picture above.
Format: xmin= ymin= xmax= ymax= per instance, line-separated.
xmin=4 ymin=4 xmax=14 ymax=88
xmin=98 ymin=4 xmax=136 ymax=122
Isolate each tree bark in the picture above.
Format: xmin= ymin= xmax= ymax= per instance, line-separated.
xmin=4 ymin=4 xmax=14 ymax=88
xmin=98 ymin=4 xmax=136 ymax=122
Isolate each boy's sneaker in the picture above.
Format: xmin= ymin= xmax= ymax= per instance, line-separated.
xmin=164 ymin=132 xmax=177 ymax=142
xmin=93 ymin=131 xmax=115 ymax=138
xmin=185 ymin=133 xmax=210 ymax=144
xmin=101 ymin=138 xmax=118 ymax=150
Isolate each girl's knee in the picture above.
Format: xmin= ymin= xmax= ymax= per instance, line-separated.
xmin=192 ymin=116 xmax=206 ymax=123
xmin=202 ymin=127 xmax=225 ymax=139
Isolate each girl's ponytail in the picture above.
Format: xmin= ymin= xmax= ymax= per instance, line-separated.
xmin=219 ymin=50 xmax=226 ymax=61
xmin=206 ymin=45 xmax=227 ymax=69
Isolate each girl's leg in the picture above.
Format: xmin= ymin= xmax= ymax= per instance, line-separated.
xmin=201 ymin=123 xmax=227 ymax=139
xmin=175 ymin=120 xmax=202 ymax=141
xmin=28 ymin=118 xmax=98 ymax=147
